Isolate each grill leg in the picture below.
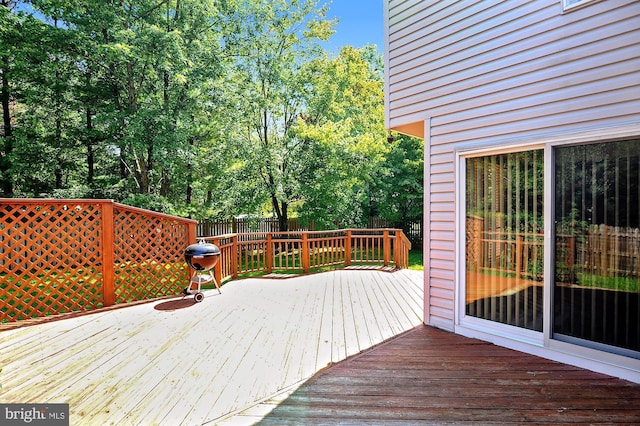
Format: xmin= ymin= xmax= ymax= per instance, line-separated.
xmin=213 ymin=274 xmax=221 ymax=294
xmin=188 ymin=270 xmax=221 ymax=296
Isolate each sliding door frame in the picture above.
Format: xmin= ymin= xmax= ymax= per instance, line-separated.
xmin=456 ymin=142 xmax=546 ymax=347
xmin=453 ymin=123 xmax=640 ymax=379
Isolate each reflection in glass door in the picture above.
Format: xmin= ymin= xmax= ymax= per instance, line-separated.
xmin=554 ymin=141 xmax=640 ymax=356
xmin=465 ymin=150 xmax=544 ymax=331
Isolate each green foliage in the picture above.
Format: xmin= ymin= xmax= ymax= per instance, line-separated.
xmin=370 ymin=133 xmax=424 ymax=230
xmin=121 ymin=193 xmax=176 ymax=215
xmin=1 ymin=0 xmax=424 ymax=229
xmin=408 ymin=250 xmax=424 ymax=271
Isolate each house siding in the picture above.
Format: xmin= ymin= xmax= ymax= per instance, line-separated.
xmin=385 ymin=0 xmax=640 ymax=331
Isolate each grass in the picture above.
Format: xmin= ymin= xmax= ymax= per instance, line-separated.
xmin=408 ymin=250 xmax=424 ymax=271
xmin=577 ymin=273 xmax=640 ymax=292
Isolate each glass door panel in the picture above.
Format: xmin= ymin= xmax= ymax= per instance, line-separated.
xmin=465 ymin=150 xmax=544 ymax=331
xmin=554 ymin=140 xmax=640 ymax=356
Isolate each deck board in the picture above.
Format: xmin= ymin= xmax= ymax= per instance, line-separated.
xmin=234 ymin=325 xmax=640 ymax=425
xmin=0 ymin=269 xmax=424 ymax=425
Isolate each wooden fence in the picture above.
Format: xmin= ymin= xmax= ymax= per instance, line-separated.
xmin=196 ymin=217 xmax=308 ymax=236
xmin=575 ymin=224 xmax=640 ymax=279
xmin=368 ymin=217 xmax=423 ymax=248
xmin=0 ymin=199 xmax=196 ymax=323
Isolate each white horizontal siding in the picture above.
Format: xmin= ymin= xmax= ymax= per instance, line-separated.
xmin=385 ymin=0 xmax=640 ymax=330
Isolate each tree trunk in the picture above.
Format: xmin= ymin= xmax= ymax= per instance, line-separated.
xmin=54 ymin=87 xmax=64 ymax=189
xmin=279 ymin=201 xmax=288 ymax=232
xmin=85 ymin=108 xmax=95 ymax=184
xmin=160 ymin=167 xmax=170 ymax=197
xmin=134 ymin=151 xmax=150 ymax=194
xmin=1 ymin=0 xmax=14 ymax=195
xmin=0 ymin=58 xmax=13 ymax=196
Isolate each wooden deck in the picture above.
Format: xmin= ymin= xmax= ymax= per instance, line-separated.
xmin=228 ymin=326 xmax=640 ymax=425
xmin=3 ymin=269 xmax=639 ymax=425
xmin=0 ymin=269 xmax=424 ymax=425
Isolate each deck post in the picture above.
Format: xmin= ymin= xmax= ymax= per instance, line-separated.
xmin=301 ymin=232 xmax=310 ymax=273
xmin=345 ymin=230 xmax=352 ymax=266
xmin=230 ymin=236 xmax=238 ymax=279
xmin=101 ymin=201 xmax=116 ymax=307
xmin=213 ymin=237 xmax=224 ymax=284
xmin=187 ymin=221 xmax=196 ymax=245
xmin=266 ymin=233 xmax=273 ymax=273
xmin=383 ymin=229 xmax=391 ymax=266
xmin=393 ymin=232 xmax=400 ymax=267
xmin=516 ymin=234 xmax=523 ymax=281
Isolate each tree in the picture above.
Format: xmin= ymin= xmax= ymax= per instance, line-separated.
xmin=5 ymin=0 xmax=230 ymax=205
xmin=0 ymin=0 xmax=29 ymax=196
xmin=1 ymin=0 xmax=425 ymax=233
xmin=218 ymin=0 xmax=335 ymax=230
xmin=370 ymin=133 xmax=424 ymax=233
xmin=293 ymin=45 xmax=390 ymax=229
xmin=90 ymin=0 xmax=226 ymax=198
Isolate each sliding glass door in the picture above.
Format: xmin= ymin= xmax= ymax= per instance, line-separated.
xmin=554 ymin=141 xmax=640 ymax=356
xmin=463 ymin=140 xmax=639 ymax=359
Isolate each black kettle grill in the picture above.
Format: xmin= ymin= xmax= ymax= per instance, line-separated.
xmin=183 ymin=240 xmax=221 ymax=302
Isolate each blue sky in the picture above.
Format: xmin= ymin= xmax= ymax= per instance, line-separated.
xmin=320 ymin=0 xmax=384 ymax=54
xmin=17 ymin=0 xmax=384 ymax=54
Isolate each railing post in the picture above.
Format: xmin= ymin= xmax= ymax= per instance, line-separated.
xmin=345 ymin=230 xmax=352 ymax=266
xmin=301 ymin=232 xmax=310 ymax=273
xmin=568 ymin=235 xmax=575 ymax=269
xmin=516 ymin=234 xmax=523 ymax=281
xmin=101 ymin=201 xmax=116 ymax=307
xmin=213 ymin=237 xmax=224 ymax=284
xmin=383 ymin=229 xmax=391 ymax=266
xmin=188 ymin=221 xmax=196 ymax=244
xmin=187 ymin=221 xmax=198 ymax=287
xmin=229 ymin=236 xmax=238 ymax=279
xmin=266 ymin=233 xmax=273 ymax=273
xmin=394 ymin=232 xmax=400 ymax=267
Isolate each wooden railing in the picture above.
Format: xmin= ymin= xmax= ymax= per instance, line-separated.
xmin=471 ymin=231 xmax=545 ymax=281
xmin=201 ymin=228 xmax=412 ymax=284
xmin=467 ymin=222 xmax=640 ymax=283
xmin=197 ymin=216 xmax=423 ymax=248
xmin=0 ymin=199 xmax=196 ymax=323
xmin=1 ymin=199 xmax=411 ymax=324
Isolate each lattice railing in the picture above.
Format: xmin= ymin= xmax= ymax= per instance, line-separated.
xmin=1 ymin=205 xmax=409 ymax=324
xmin=0 ymin=200 xmax=197 ymax=323
xmin=113 ymin=205 xmax=194 ymax=303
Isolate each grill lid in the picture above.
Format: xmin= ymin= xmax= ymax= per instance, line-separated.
xmin=185 ymin=241 xmax=221 ymax=257
xmin=184 ymin=241 xmax=221 ymax=271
